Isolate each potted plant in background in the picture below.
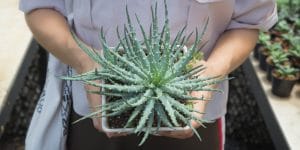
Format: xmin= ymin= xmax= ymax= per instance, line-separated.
xmin=289 ymin=38 xmax=300 ymax=83
xmin=271 ymin=64 xmax=300 ymax=97
xmin=265 ymin=43 xmax=289 ymax=81
xmin=257 ymin=33 xmax=271 ymax=71
xmin=63 ymin=1 xmax=227 ymax=145
xmin=281 ymin=31 xmax=294 ymax=51
xmin=253 ymin=0 xmax=300 ymax=97
xmin=271 ymin=20 xmax=290 ymax=40
xmin=254 ymin=32 xmax=270 ymax=60
xmin=289 ymin=37 xmax=300 ymax=69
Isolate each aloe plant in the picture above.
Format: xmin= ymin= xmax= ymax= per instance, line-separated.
xmin=289 ymin=37 xmax=300 ymax=58
xmin=62 ymin=1 xmax=227 ymax=145
xmin=270 ymin=51 xmax=289 ymax=65
xmin=281 ymin=31 xmax=294 ymax=44
xmin=258 ymin=32 xmax=271 ymax=46
xmin=267 ymin=43 xmax=289 ymax=65
xmin=274 ymin=64 xmax=300 ymax=79
xmin=275 ymin=20 xmax=290 ymax=33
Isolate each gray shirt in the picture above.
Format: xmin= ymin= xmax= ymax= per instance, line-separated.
xmin=20 ymin=0 xmax=277 ymax=120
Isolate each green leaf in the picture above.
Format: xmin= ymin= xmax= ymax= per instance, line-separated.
xmin=138 ymin=111 xmax=154 ymax=146
xmin=124 ymin=105 xmax=144 ymax=128
xmin=83 ymin=80 xmax=145 ymax=93
xmin=156 ymin=102 xmax=174 ymax=128
xmin=159 ymin=94 xmax=179 ymax=126
xmin=129 ymin=89 xmax=153 ymax=106
xmin=71 ymin=31 xmax=103 ymax=65
xmin=135 ymin=99 xmax=155 ymax=133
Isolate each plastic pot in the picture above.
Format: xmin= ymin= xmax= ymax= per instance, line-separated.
xmin=266 ymin=57 xmax=275 ymax=81
xmin=271 ymin=72 xmax=299 ymax=97
xmin=259 ymin=49 xmax=269 ymax=71
xmin=253 ymin=44 xmax=262 ymax=60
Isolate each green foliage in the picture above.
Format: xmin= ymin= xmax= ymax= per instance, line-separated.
xmin=258 ymin=32 xmax=271 ymax=46
xmin=277 ymin=0 xmax=300 ymax=21
xmin=274 ymin=64 xmax=300 ymax=78
xmin=266 ymin=42 xmax=288 ymax=66
xmin=269 ymin=49 xmax=289 ymax=65
xmin=275 ymin=20 xmax=290 ymax=32
xmin=185 ymin=51 xmax=204 ymax=71
xmin=295 ymin=19 xmax=300 ymax=29
xmin=267 ymin=43 xmax=282 ymax=53
xmin=289 ymin=37 xmax=300 ymax=57
xmin=63 ymin=1 xmax=226 ymax=145
xmin=281 ymin=31 xmax=294 ymax=44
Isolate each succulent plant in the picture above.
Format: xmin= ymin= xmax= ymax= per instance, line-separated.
xmin=274 ymin=64 xmax=300 ymax=79
xmin=289 ymin=37 xmax=300 ymax=58
xmin=275 ymin=20 xmax=290 ymax=33
xmin=281 ymin=31 xmax=294 ymax=44
xmin=270 ymin=51 xmax=289 ymax=65
xmin=62 ymin=1 xmax=227 ymax=145
xmin=258 ymin=32 xmax=271 ymax=46
xmin=267 ymin=43 xmax=289 ymax=65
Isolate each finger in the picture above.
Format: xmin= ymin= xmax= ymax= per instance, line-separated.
xmin=106 ymin=132 xmax=128 ymax=138
xmin=158 ymin=130 xmax=194 ymax=139
xmin=92 ymin=118 xmax=101 ymax=131
xmin=190 ymin=120 xmax=202 ymax=129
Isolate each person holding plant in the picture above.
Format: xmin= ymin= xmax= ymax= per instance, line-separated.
xmin=20 ymin=0 xmax=277 ymax=150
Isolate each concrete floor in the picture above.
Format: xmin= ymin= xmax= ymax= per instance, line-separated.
xmin=0 ymin=0 xmax=32 ymax=111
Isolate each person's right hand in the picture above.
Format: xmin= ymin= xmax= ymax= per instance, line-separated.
xmin=25 ymin=8 xmax=127 ymax=138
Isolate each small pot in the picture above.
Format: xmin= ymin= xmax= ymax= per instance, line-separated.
xmin=101 ymin=95 xmax=190 ymax=133
xmin=266 ymin=57 xmax=275 ymax=81
xmin=253 ymin=44 xmax=262 ymax=60
xmin=258 ymin=48 xmax=269 ymax=71
xmin=271 ymin=71 xmax=299 ymax=97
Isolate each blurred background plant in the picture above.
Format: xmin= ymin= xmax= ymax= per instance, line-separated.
xmin=255 ymin=0 xmax=300 ymax=97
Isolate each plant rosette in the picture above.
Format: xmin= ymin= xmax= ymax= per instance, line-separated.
xmin=255 ymin=32 xmax=270 ymax=60
xmin=62 ymin=2 xmax=228 ymax=145
xmin=99 ymin=45 xmax=190 ymax=133
xmin=266 ymin=47 xmax=289 ymax=81
xmin=271 ymin=65 xmax=300 ymax=97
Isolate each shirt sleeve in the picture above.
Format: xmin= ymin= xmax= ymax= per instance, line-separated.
xmin=19 ymin=0 xmax=66 ymax=16
xmin=226 ymin=0 xmax=278 ymax=31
